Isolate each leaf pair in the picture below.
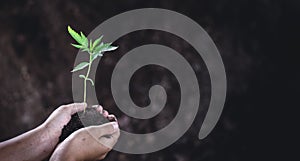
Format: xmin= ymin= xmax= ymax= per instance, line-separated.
xmin=79 ymin=75 xmax=94 ymax=86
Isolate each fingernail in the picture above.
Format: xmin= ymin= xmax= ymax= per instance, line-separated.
xmin=112 ymin=122 xmax=119 ymax=132
xmin=109 ymin=115 xmax=117 ymax=121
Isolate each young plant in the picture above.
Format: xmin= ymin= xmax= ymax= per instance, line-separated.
xmin=68 ymin=25 xmax=118 ymax=106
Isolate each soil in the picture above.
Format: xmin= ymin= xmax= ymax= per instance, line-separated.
xmin=59 ymin=107 xmax=109 ymax=143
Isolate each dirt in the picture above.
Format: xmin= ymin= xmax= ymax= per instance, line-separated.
xmin=59 ymin=107 xmax=109 ymax=142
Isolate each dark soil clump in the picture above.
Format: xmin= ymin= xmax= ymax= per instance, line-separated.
xmin=59 ymin=107 xmax=109 ymax=142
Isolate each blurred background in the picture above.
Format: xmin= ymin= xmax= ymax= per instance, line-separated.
xmin=0 ymin=0 xmax=299 ymax=161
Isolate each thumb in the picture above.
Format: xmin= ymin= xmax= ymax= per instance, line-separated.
xmin=98 ymin=131 xmax=119 ymax=150
xmin=87 ymin=122 xmax=119 ymax=137
xmin=84 ymin=122 xmax=120 ymax=150
xmin=99 ymin=122 xmax=119 ymax=136
xmin=98 ymin=122 xmax=120 ymax=149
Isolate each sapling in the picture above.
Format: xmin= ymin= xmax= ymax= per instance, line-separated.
xmin=68 ymin=26 xmax=118 ymax=108
xmin=58 ymin=26 xmax=118 ymax=142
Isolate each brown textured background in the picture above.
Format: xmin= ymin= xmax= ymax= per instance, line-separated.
xmin=0 ymin=0 xmax=299 ymax=161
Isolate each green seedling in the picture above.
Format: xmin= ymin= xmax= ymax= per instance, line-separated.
xmin=67 ymin=26 xmax=118 ymax=106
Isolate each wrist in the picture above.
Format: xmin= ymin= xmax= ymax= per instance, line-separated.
xmin=50 ymin=151 xmax=78 ymax=161
xmin=50 ymin=138 xmax=79 ymax=161
xmin=39 ymin=123 xmax=60 ymax=151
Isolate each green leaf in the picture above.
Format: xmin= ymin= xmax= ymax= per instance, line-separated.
xmin=71 ymin=43 xmax=83 ymax=49
xmin=82 ymin=48 xmax=89 ymax=52
xmin=71 ymin=62 xmax=89 ymax=72
xmin=68 ymin=26 xmax=84 ymax=45
xmin=79 ymin=75 xmax=86 ymax=79
xmin=86 ymin=78 xmax=94 ymax=86
xmin=92 ymin=36 xmax=103 ymax=49
xmin=102 ymin=45 xmax=118 ymax=52
xmin=93 ymin=42 xmax=106 ymax=53
xmin=94 ymin=42 xmax=118 ymax=53
xmin=89 ymin=39 xmax=93 ymax=50
xmin=103 ymin=42 xmax=112 ymax=49
xmin=80 ymin=32 xmax=88 ymax=47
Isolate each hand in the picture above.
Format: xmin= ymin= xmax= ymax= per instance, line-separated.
xmin=42 ymin=103 xmax=87 ymax=146
xmin=0 ymin=103 xmax=89 ymax=161
xmin=50 ymin=121 xmax=120 ymax=161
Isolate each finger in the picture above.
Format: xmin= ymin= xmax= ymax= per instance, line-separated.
xmin=69 ymin=102 xmax=87 ymax=114
xmin=107 ymin=114 xmax=117 ymax=122
xmin=60 ymin=103 xmax=87 ymax=114
xmin=92 ymin=105 xmax=103 ymax=113
xmin=103 ymin=110 xmax=109 ymax=117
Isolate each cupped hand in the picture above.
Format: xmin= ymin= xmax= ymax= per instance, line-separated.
xmin=50 ymin=121 xmax=120 ymax=161
xmin=42 ymin=103 xmax=87 ymax=146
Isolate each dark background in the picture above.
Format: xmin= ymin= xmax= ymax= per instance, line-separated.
xmin=0 ymin=0 xmax=299 ymax=161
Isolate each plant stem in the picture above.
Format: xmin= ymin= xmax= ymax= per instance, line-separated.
xmin=83 ymin=52 xmax=93 ymax=108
